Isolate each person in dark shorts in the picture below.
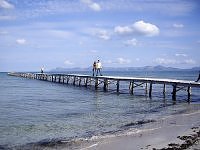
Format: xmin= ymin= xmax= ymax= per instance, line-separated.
xmin=195 ymin=71 xmax=200 ymax=82
xmin=92 ymin=61 xmax=97 ymax=76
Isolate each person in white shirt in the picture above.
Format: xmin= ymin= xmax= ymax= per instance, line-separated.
xmin=41 ymin=67 xmax=44 ymax=74
xmin=96 ymin=60 xmax=102 ymax=76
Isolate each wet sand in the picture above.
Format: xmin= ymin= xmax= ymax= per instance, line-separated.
xmin=80 ymin=110 xmax=200 ymax=150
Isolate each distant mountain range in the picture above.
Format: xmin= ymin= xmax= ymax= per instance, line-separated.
xmin=50 ymin=65 xmax=200 ymax=72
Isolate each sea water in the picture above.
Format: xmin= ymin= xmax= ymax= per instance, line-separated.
xmin=0 ymin=71 xmax=199 ymax=149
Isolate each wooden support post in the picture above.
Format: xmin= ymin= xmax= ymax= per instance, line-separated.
xmin=187 ymin=86 xmax=191 ymax=101
xmin=66 ymin=76 xmax=69 ymax=84
xmin=104 ymin=79 xmax=108 ymax=91
xmin=89 ymin=78 xmax=92 ymax=85
xmin=149 ymin=82 xmax=152 ymax=97
xmin=95 ymin=78 xmax=98 ymax=90
xmin=58 ymin=75 xmax=61 ymax=83
xmin=172 ymin=84 xmax=177 ymax=100
xmin=85 ymin=77 xmax=88 ymax=87
xmin=130 ymin=81 xmax=134 ymax=95
xmin=117 ymin=80 xmax=119 ymax=93
xmin=62 ymin=76 xmax=65 ymax=83
xmin=163 ymin=84 xmax=166 ymax=96
xmin=73 ymin=76 xmax=76 ymax=85
xmin=54 ymin=76 xmax=57 ymax=82
xmin=79 ymin=77 xmax=81 ymax=86
xmin=51 ymin=75 xmax=54 ymax=82
xmin=145 ymin=82 xmax=148 ymax=95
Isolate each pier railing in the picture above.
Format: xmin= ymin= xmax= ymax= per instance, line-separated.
xmin=8 ymin=72 xmax=200 ymax=101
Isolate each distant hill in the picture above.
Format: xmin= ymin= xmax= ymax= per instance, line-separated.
xmin=49 ymin=65 xmax=200 ymax=72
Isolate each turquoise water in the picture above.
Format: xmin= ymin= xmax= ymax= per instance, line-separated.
xmin=0 ymin=71 xmax=199 ymax=149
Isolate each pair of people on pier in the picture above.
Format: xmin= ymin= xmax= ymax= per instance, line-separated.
xmin=93 ymin=60 xmax=102 ymax=76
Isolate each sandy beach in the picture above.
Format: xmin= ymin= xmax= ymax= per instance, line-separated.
xmin=78 ymin=110 xmax=200 ymax=150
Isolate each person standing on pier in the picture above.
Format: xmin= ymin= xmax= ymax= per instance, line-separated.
xmin=96 ymin=60 xmax=102 ymax=76
xmin=41 ymin=67 xmax=44 ymax=74
xmin=92 ymin=61 xmax=97 ymax=76
xmin=195 ymin=71 xmax=200 ymax=82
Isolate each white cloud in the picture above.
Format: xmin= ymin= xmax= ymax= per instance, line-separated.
xmin=184 ymin=59 xmax=196 ymax=64
xmin=46 ymin=30 xmax=72 ymax=39
xmin=105 ymin=58 xmax=132 ymax=65
xmin=154 ymin=57 xmax=196 ymax=65
xmin=117 ymin=58 xmax=131 ymax=64
xmin=0 ymin=15 xmax=15 ymax=20
xmin=89 ymin=49 xmax=98 ymax=53
xmin=0 ymin=30 xmax=8 ymax=35
xmin=16 ymin=39 xmax=26 ymax=45
xmin=175 ymin=53 xmax=187 ymax=57
xmin=154 ymin=58 xmax=177 ymax=65
xmin=132 ymin=20 xmax=160 ymax=37
xmin=64 ymin=60 xmax=74 ymax=65
xmin=97 ymin=30 xmax=110 ymax=40
xmin=91 ymin=28 xmax=110 ymax=40
xmin=81 ymin=0 xmax=101 ymax=11
xmin=100 ymin=0 xmax=195 ymax=16
xmin=135 ymin=58 xmax=140 ymax=61
xmin=124 ymin=38 xmax=138 ymax=46
xmin=114 ymin=26 xmax=132 ymax=35
xmin=173 ymin=23 xmax=184 ymax=28
xmin=114 ymin=20 xmax=160 ymax=37
xmin=0 ymin=0 xmax=14 ymax=9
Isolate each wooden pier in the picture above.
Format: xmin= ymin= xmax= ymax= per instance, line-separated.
xmin=8 ymin=72 xmax=200 ymax=101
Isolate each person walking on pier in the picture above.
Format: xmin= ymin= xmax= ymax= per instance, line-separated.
xmin=195 ymin=71 xmax=200 ymax=82
xmin=92 ymin=61 xmax=97 ymax=76
xmin=96 ymin=60 xmax=102 ymax=76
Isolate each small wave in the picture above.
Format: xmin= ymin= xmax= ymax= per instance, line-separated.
xmin=12 ymin=137 xmax=89 ymax=150
xmin=121 ymin=119 xmax=156 ymax=128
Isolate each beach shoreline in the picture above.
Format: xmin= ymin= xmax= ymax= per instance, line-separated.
xmin=79 ymin=110 xmax=200 ymax=150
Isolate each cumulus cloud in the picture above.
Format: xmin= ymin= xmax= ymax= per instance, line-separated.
xmin=175 ymin=53 xmax=187 ymax=57
xmin=154 ymin=58 xmax=177 ymax=65
xmin=89 ymin=49 xmax=98 ymax=53
xmin=97 ymin=29 xmax=110 ymax=40
xmin=0 ymin=30 xmax=8 ymax=35
xmin=91 ymin=28 xmax=110 ymax=40
xmin=0 ymin=15 xmax=15 ymax=20
xmin=64 ymin=60 xmax=74 ymax=65
xmin=123 ymin=38 xmax=138 ymax=46
xmin=114 ymin=26 xmax=132 ymax=35
xmin=117 ymin=58 xmax=131 ymax=64
xmin=46 ymin=30 xmax=72 ymax=39
xmin=81 ymin=0 xmax=101 ymax=11
xmin=105 ymin=58 xmax=131 ymax=65
xmin=114 ymin=20 xmax=159 ymax=37
xmin=0 ymin=0 xmax=14 ymax=9
xmin=135 ymin=58 xmax=140 ymax=61
xmin=184 ymin=59 xmax=195 ymax=64
xmin=133 ymin=20 xmax=160 ymax=36
xmin=173 ymin=23 xmax=184 ymax=28
xmin=16 ymin=39 xmax=26 ymax=45
xmin=154 ymin=57 xmax=196 ymax=65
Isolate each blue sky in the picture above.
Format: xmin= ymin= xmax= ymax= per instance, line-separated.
xmin=0 ymin=0 xmax=200 ymax=71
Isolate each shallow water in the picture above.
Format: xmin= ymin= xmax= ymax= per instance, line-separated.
xmin=0 ymin=71 xmax=199 ymax=149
